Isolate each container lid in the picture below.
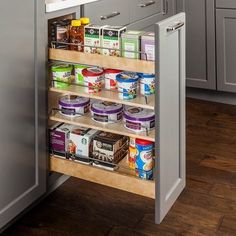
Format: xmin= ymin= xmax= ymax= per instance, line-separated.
xmin=82 ymin=67 xmax=104 ymax=77
xmin=74 ymin=64 xmax=89 ymax=69
xmin=104 ymin=68 xmax=123 ymax=74
xmin=141 ymin=32 xmax=155 ymax=40
xmin=124 ymin=106 xmax=155 ymax=122
xmin=51 ymin=64 xmax=72 ymax=72
xmin=136 ymin=138 xmax=154 ymax=146
xmin=91 ymin=101 xmax=123 ymax=114
xmin=138 ymin=73 xmax=155 ymax=78
xmin=116 ymin=72 xmax=139 ymax=83
xmin=71 ymin=20 xmax=81 ymax=27
xmin=80 ymin=17 xmax=90 ymax=25
xmin=59 ymin=95 xmax=90 ymax=108
xmin=121 ymin=30 xmax=144 ymax=39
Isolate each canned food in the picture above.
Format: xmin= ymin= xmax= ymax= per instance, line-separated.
xmin=135 ymin=139 xmax=154 ymax=180
xmin=59 ymin=95 xmax=90 ymax=117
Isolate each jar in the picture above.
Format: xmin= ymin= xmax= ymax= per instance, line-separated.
xmin=123 ymin=106 xmax=155 ymax=132
xmin=69 ymin=20 xmax=82 ymax=51
xmin=116 ymin=72 xmax=139 ymax=100
xmin=59 ymin=95 xmax=90 ymax=117
xmin=51 ymin=64 xmax=73 ymax=88
xmin=91 ymin=101 xmax=123 ymax=123
xmin=74 ymin=64 xmax=89 ymax=85
xmin=82 ymin=67 xmax=104 ymax=93
xmin=80 ymin=17 xmax=90 ymax=52
xmin=138 ymin=73 xmax=155 ymax=95
xmin=104 ymin=69 xmax=123 ymax=90
xmin=135 ymin=139 xmax=154 ymax=180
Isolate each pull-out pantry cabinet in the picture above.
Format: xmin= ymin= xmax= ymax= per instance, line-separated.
xmin=0 ymin=1 xmax=186 ymax=229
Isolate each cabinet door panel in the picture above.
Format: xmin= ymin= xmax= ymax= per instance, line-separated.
xmin=0 ymin=0 xmax=46 ymax=229
xmin=178 ymin=0 xmax=216 ymax=89
xmin=155 ymin=13 xmax=186 ymax=223
xmin=216 ymin=9 xmax=236 ymax=93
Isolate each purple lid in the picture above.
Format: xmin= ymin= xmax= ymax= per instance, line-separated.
xmin=124 ymin=106 xmax=155 ymax=122
xmin=59 ymin=95 xmax=90 ymax=108
xmin=91 ymin=101 xmax=123 ymax=114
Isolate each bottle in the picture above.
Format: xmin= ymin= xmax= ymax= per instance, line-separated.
xmin=80 ymin=17 xmax=90 ymax=52
xmin=69 ymin=20 xmax=82 ymax=51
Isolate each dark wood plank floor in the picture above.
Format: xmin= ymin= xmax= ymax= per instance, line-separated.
xmin=3 ymin=98 xmax=236 ymax=236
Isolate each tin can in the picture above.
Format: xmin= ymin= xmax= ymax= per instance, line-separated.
xmin=135 ymin=139 xmax=154 ymax=180
xmin=129 ymin=146 xmax=137 ymax=170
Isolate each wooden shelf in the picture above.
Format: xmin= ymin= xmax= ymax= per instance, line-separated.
xmin=49 ymin=48 xmax=155 ymax=74
xmin=50 ymin=112 xmax=155 ymax=142
xmin=50 ymin=155 xmax=155 ymax=198
xmin=50 ymin=86 xmax=155 ymax=110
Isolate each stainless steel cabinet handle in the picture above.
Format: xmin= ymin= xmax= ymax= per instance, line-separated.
xmin=138 ymin=0 xmax=155 ymax=8
xmin=100 ymin=12 xmax=120 ymax=20
xmin=167 ymin=22 xmax=185 ymax=32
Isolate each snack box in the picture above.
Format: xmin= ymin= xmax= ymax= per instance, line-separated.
xmin=50 ymin=123 xmax=76 ymax=158
xmin=141 ymin=32 xmax=155 ymax=61
xmin=102 ymin=25 xmax=126 ymax=57
xmin=84 ymin=24 xmax=104 ymax=54
xmin=92 ymin=131 xmax=128 ymax=164
xmin=69 ymin=127 xmax=99 ymax=163
xmin=121 ymin=30 xmax=144 ymax=59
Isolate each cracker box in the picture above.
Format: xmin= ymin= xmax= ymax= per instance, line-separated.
xmin=102 ymin=25 xmax=126 ymax=57
xmin=84 ymin=24 xmax=103 ymax=54
xmin=141 ymin=32 xmax=155 ymax=61
xmin=92 ymin=131 xmax=128 ymax=164
xmin=69 ymin=127 xmax=99 ymax=158
xmin=121 ymin=30 xmax=144 ymax=59
xmin=50 ymin=123 xmax=76 ymax=157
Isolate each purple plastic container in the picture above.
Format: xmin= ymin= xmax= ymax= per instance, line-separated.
xmin=123 ymin=106 xmax=155 ymax=132
xmin=91 ymin=101 xmax=123 ymax=123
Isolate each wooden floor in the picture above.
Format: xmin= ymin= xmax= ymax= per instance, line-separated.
xmin=3 ymin=98 xmax=236 ymax=236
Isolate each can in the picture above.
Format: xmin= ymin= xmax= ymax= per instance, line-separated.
xmin=52 ymin=64 xmax=73 ymax=88
xmin=104 ymin=69 xmax=123 ymax=90
xmin=135 ymin=139 xmax=154 ymax=180
xmin=82 ymin=67 xmax=104 ymax=93
xmin=138 ymin=73 xmax=155 ymax=95
xmin=128 ymin=146 xmax=137 ymax=170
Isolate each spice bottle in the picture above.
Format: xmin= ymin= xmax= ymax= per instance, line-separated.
xmin=69 ymin=20 xmax=82 ymax=51
xmin=80 ymin=17 xmax=90 ymax=51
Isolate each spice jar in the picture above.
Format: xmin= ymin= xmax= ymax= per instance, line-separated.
xmin=69 ymin=20 xmax=82 ymax=51
xmin=80 ymin=17 xmax=90 ymax=52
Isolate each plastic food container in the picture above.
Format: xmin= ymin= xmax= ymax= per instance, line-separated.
xmin=138 ymin=73 xmax=155 ymax=95
xmin=135 ymin=139 xmax=154 ymax=180
xmin=104 ymin=69 xmax=123 ymax=90
xmin=74 ymin=64 xmax=89 ymax=85
xmin=123 ymin=106 xmax=155 ymax=132
xmin=52 ymin=64 xmax=73 ymax=88
xmin=116 ymin=72 xmax=139 ymax=100
xmin=82 ymin=67 xmax=104 ymax=93
xmin=59 ymin=95 xmax=90 ymax=117
xmin=91 ymin=101 xmax=123 ymax=123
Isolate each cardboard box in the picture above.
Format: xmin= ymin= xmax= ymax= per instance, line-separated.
xmin=102 ymin=25 xmax=126 ymax=57
xmin=69 ymin=127 xmax=99 ymax=158
xmin=141 ymin=32 xmax=155 ymax=61
xmin=84 ymin=24 xmax=104 ymax=54
xmin=92 ymin=131 xmax=128 ymax=164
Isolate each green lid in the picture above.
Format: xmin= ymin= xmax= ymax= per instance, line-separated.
xmin=52 ymin=64 xmax=72 ymax=72
xmin=74 ymin=64 xmax=88 ymax=69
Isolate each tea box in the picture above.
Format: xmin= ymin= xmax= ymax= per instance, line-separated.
xmin=84 ymin=24 xmax=103 ymax=54
xmin=102 ymin=25 xmax=126 ymax=57
xmin=141 ymin=32 xmax=155 ymax=61
xmin=92 ymin=132 xmax=128 ymax=164
xmin=121 ymin=30 xmax=144 ymax=59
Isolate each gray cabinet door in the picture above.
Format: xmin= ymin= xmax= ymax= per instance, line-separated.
xmin=216 ymin=9 xmax=236 ymax=93
xmin=0 ymin=0 xmax=46 ymax=229
xmin=155 ymin=13 xmax=186 ymax=223
xmin=177 ymin=0 xmax=216 ymax=89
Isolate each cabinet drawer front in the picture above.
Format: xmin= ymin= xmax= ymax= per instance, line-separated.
xmin=216 ymin=0 xmax=236 ymax=9
xmin=84 ymin=0 xmax=129 ymax=26
xmin=130 ymin=0 xmax=162 ymax=23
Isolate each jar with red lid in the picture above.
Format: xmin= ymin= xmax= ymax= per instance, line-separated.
xmin=82 ymin=67 xmax=104 ymax=93
xmin=135 ymin=138 xmax=154 ymax=180
xmin=104 ymin=69 xmax=123 ymax=90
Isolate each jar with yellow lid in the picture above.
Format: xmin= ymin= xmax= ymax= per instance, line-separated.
xmin=80 ymin=17 xmax=90 ymax=52
xmin=69 ymin=20 xmax=82 ymax=51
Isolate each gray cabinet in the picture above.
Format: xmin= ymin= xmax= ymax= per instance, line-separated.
xmin=0 ymin=0 xmax=46 ymax=230
xmin=216 ymin=9 xmax=236 ymax=93
xmin=177 ymin=0 xmax=216 ymax=89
